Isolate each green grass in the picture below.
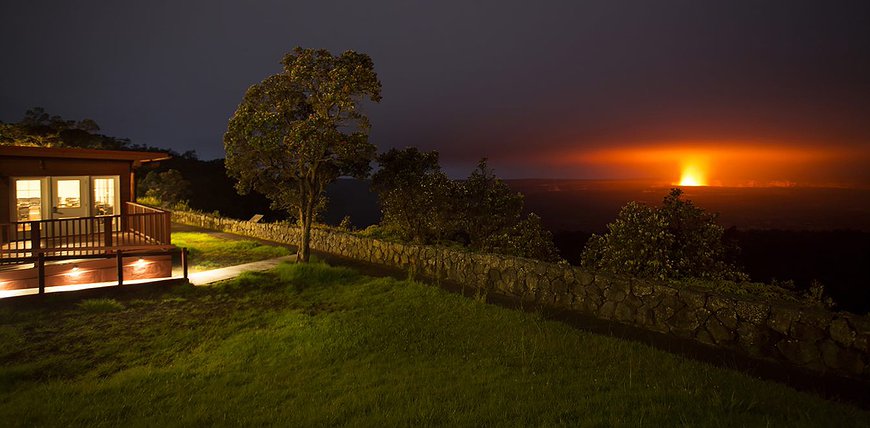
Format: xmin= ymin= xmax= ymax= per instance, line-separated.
xmin=76 ymin=298 xmax=125 ymax=313
xmin=171 ymin=231 xmax=291 ymax=271
xmin=0 ymin=262 xmax=867 ymax=426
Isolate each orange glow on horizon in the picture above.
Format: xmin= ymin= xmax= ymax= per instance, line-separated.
xmin=540 ymin=141 xmax=865 ymax=187
xmin=678 ymin=164 xmax=707 ymax=186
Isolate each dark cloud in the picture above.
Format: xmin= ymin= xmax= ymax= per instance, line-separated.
xmin=2 ymin=1 xmax=868 ymax=180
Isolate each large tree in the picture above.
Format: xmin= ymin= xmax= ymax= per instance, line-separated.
xmin=224 ymin=47 xmax=381 ymax=262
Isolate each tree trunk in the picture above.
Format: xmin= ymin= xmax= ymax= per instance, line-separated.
xmin=298 ymin=215 xmax=311 ymax=263
xmin=297 ymin=192 xmax=315 ymax=263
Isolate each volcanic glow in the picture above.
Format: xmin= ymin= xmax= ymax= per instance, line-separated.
xmin=539 ymin=142 xmax=866 ymax=187
xmin=679 ymin=164 xmax=707 ymax=186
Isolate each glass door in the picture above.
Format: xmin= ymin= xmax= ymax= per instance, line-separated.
xmin=14 ymin=179 xmax=45 ymax=222
xmin=50 ymin=177 xmax=90 ymax=219
xmin=92 ymin=176 xmax=119 ymax=216
xmin=10 ymin=178 xmax=48 ymax=244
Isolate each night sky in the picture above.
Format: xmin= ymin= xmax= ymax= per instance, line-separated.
xmin=2 ymin=1 xmax=869 ymax=184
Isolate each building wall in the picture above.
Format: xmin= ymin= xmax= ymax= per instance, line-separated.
xmin=172 ymin=210 xmax=870 ymax=380
xmin=0 ymin=157 xmax=133 ymax=223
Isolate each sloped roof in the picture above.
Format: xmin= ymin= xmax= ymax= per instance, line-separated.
xmin=0 ymin=146 xmax=171 ymax=165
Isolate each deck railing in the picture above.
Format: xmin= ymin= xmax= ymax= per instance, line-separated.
xmin=0 ymin=202 xmax=171 ymax=263
xmin=124 ymin=202 xmax=172 ymax=246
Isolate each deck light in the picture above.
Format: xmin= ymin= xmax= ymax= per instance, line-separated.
xmin=67 ymin=265 xmax=82 ymax=278
xmin=131 ymin=257 xmax=149 ymax=272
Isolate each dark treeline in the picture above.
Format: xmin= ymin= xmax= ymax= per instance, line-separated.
xmin=1 ymin=107 xmax=157 ymax=151
xmin=138 ymin=156 xmax=381 ymax=225
xmin=136 ymin=155 xmax=283 ymax=221
xmin=733 ymin=229 xmax=870 ymax=314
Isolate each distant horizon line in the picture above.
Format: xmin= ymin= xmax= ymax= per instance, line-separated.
xmin=331 ymin=176 xmax=870 ymax=190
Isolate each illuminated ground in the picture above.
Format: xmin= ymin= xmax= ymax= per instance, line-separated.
xmin=0 ymin=262 xmax=867 ymax=426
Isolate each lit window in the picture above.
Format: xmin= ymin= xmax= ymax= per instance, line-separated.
xmin=94 ymin=178 xmax=116 ymax=215
xmin=16 ymin=180 xmax=42 ymax=221
xmin=56 ymin=180 xmax=81 ymax=208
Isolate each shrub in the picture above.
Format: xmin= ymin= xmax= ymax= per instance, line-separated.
xmin=338 ymin=216 xmax=354 ymax=231
xmin=485 ymin=213 xmax=561 ymax=262
xmin=803 ymin=280 xmax=835 ymax=309
xmin=581 ymin=189 xmax=745 ymax=281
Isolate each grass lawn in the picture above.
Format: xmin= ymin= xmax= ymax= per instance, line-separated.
xmin=171 ymin=231 xmax=291 ymax=271
xmin=0 ymin=262 xmax=867 ymax=426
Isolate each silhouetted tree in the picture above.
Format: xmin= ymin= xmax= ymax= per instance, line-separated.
xmin=456 ymin=159 xmax=559 ymax=261
xmin=0 ymin=107 xmax=129 ymax=149
xmin=138 ymin=169 xmax=191 ymax=207
xmin=458 ymin=159 xmax=524 ymax=250
xmin=372 ymin=154 xmax=560 ymax=262
xmin=371 ymin=147 xmax=458 ymax=244
xmin=224 ymin=47 xmax=381 ymax=262
xmin=581 ymin=188 xmax=746 ymax=280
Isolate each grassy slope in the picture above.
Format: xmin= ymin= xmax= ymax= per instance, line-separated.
xmin=171 ymin=231 xmax=290 ymax=271
xmin=0 ymin=263 xmax=867 ymax=427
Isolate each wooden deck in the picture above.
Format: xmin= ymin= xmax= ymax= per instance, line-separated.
xmin=0 ymin=202 xmax=171 ymax=264
xmin=0 ymin=203 xmax=183 ymax=295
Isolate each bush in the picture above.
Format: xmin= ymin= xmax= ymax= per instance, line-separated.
xmin=485 ymin=213 xmax=561 ymax=262
xmin=803 ymin=280 xmax=835 ymax=309
xmin=581 ymin=189 xmax=745 ymax=281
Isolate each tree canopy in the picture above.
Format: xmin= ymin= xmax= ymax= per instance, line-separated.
xmin=371 ymin=147 xmax=456 ymax=244
xmin=0 ymin=107 xmax=131 ymax=149
xmin=224 ymin=47 xmax=381 ymax=262
xmin=138 ymin=169 xmax=192 ymax=208
xmin=371 ymin=150 xmax=560 ymax=262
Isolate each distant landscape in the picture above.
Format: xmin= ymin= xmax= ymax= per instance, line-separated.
xmin=508 ymin=180 xmax=870 ymax=313
xmin=321 ymin=178 xmax=870 ymax=233
xmin=315 ymin=178 xmax=870 ymax=313
xmin=511 ymin=180 xmax=870 ymax=233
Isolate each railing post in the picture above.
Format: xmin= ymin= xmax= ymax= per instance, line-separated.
xmin=121 ymin=204 xmax=128 ymax=236
xmin=117 ymin=250 xmax=124 ymax=286
xmin=30 ymin=221 xmax=40 ymax=254
xmin=181 ymin=248 xmax=189 ymax=280
xmin=165 ymin=212 xmax=172 ymax=245
xmin=103 ymin=216 xmax=113 ymax=249
xmin=37 ymin=252 xmax=45 ymax=295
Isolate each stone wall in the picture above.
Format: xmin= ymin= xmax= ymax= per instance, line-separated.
xmin=173 ymin=210 xmax=870 ymax=380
